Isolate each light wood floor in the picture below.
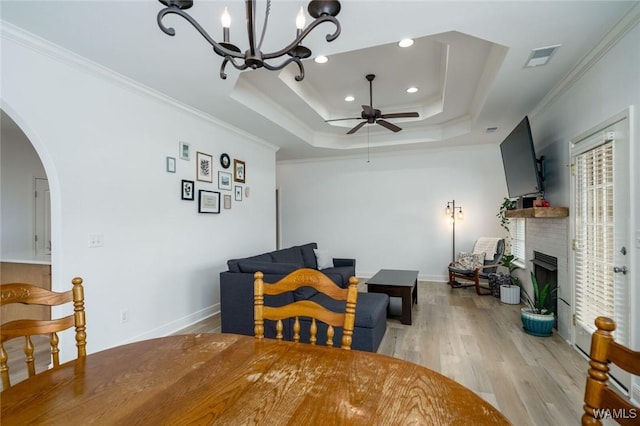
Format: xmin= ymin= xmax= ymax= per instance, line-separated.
xmin=4 ymin=281 xmax=588 ymax=425
xmin=177 ymin=280 xmax=589 ymax=426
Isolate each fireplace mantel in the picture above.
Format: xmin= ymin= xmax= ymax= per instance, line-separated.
xmin=505 ymin=207 xmax=569 ymax=218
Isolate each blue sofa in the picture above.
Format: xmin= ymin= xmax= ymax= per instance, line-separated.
xmin=220 ymin=243 xmax=389 ymax=352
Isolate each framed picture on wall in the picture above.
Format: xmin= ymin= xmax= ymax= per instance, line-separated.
xmin=234 ymin=185 xmax=243 ymax=201
xmin=166 ymin=156 xmax=176 ymax=173
xmin=234 ymin=159 xmax=246 ymax=183
xmin=179 ymin=141 xmax=191 ymax=160
xmin=198 ymin=190 xmax=220 ymax=214
xmin=181 ymin=180 xmax=194 ymax=200
xmin=223 ymin=194 xmax=231 ymax=209
xmin=196 ymin=152 xmax=213 ymax=182
xmin=218 ymin=171 xmax=232 ymax=190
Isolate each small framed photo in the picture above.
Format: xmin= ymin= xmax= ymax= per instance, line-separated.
xmin=223 ymin=194 xmax=231 ymax=209
xmin=218 ymin=171 xmax=232 ymax=190
xmin=234 ymin=159 xmax=246 ymax=183
xmin=198 ymin=190 xmax=220 ymax=214
xmin=181 ymin=180 xmax=194 ymax=200
xmin=234 ymin=185 xmax=243 ymax=201
xmin=166 ymin=156 xmax=176 ymax=173
xmin=179 ymin=141 xmax=191 ymax=160
xmin=196 ymin=152 xmax=213 ymax=182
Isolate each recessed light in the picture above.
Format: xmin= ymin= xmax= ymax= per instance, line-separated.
xmin=398 ymin=38 xmax=414 ymax=48
xmin=406 ymin=87 xmax=418 ymax=94
xmin=344 ymin=95 xmax=355 ymax=102
xmin=314 ymin=55 xmax=328 ymax=64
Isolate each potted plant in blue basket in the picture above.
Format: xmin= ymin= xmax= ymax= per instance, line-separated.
xmin=520 ymin=271 xmax=556 ymax=337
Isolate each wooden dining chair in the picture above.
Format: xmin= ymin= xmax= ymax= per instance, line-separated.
xmin=254 ymin=268 xmax=358 ymax=350
xmin=582 ymin=316 xmax=640 ymax=425
xmin=0 ymin=277 xmax=86 ymax=389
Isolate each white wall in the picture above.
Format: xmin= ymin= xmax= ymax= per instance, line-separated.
xmin=1 ymin=119 xmax=47 ymax=254
xmin=277 ymin=146 xmax=507 ymax=280
xmin=1 ymin=25 xmax=277 ymax=357
xmin=532 ymin=17 xmax=639 ymax=398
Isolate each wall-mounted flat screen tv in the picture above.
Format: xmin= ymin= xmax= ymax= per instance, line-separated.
xmin=500 ymin=116 xmax=544 ymax=198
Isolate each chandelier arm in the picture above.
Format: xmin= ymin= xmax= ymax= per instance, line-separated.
xmin=262 ymin=57 xmax=305 ymax=81
xmin=220 ymin=56 xmax=250 ymax=79
xmin=246 ymin=1 xmax=257 ymax=57
xmin=262 ymin=15 xmax=340 ymax=60
xmin=257 ymin=0 xmax=271 ymax=51
xmin=157 ymin=7 xmax=244 ymax=60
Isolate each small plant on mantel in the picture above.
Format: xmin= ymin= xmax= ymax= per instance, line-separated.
xmin=497 ymin=197 xmax=513 ymax=233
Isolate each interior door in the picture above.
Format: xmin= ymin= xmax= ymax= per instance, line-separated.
xmin=571 ymin=112 xmax=630 ymax=390
xmin=34 ymin=177 xmax=51 ymax=255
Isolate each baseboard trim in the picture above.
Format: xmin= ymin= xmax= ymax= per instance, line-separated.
xmin=118 ymin=304 xmax=219 ymax=346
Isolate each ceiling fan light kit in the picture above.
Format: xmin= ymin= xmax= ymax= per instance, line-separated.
xmin=326 ymin=74 xmax=420 ymax=134
xmin=157 ymin=0 xmax=341 ymax=81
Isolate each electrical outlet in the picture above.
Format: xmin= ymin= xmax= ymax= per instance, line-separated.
xmin=88 ymin=234 xmax=104 ymax=248
xmin=120 ymin=310 xmax=129 ymax=323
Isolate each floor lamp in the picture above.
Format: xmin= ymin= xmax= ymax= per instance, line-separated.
xmin=445 ymin=200 xmax=464 ymax=262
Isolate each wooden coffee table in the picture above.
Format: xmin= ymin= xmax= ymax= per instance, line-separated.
xmin=366 ymin=269 xmax=419 ymax=325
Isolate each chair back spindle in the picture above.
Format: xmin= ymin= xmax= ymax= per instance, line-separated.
xmin=254 ymin=269 xmax=358 ymax=350
xmin=1 ymin=277 xmax=86 ymax=390
xmin=582 ymin=316 xmax=640 ymax=425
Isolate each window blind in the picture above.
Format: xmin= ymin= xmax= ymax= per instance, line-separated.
xmin=573 ymin=141 xmax=624 ymax=341
xmin=510 ymin=218 xmax=525 ymax=261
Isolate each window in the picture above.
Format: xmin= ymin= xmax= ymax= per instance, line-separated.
xmin=510 ymin=218 xmax=525 ymax=262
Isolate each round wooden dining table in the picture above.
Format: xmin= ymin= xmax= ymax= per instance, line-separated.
xmin=1 ymin=333 xmax=511 ymax=425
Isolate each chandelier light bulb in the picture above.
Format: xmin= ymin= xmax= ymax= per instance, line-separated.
xmin=296 ymin=7 xmax=306 ymax=30
xmin=221 ymin=7 xmax=231 ymax=28
xmin=445 ymin=205 xmax=451 ymax=216
xmin=458 ymin=210 xmax=464 ymax=220
xmin=157 ymin=0 xmax=342 ymax=81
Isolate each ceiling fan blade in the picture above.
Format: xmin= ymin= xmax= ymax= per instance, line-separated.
xmin=347 ymin=121 xmax=367 ymax=134
xmin=362 ymin=105 xmax=375 ymax=116
xmin=325 ymin=117 xmax=362 ymax=122
xmin=376 ymin=119 xmax=402 ymax=133
xmin=380 ymin=112 xmax=419 ymax=119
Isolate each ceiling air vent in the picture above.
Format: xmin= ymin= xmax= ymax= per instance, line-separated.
xmin=525 ymin=45 xmax=560 ymax=68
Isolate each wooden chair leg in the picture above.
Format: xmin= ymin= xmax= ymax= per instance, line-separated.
xmin=473 ymin=272 xmax=491 ymax=296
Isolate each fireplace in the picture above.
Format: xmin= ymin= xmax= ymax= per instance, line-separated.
xmin=531 ymin=251 xmax=558 ymax=328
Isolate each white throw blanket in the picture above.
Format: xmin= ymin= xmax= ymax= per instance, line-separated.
xmin=473 ymin=237 xmax=501 ymax=259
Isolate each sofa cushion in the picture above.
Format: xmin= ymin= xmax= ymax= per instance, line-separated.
xmin=227 ymin=253 xmax=273 ymax=272
xmin=237 ymin=260 xmax=299 ymax=275
xmin=313 ymin=249 xmax=333 ymax=270
xmin=270 ymin=247 xmax=304 ymax=266
xmin=308 ymin=292 xmax=389 ymax=329
xmin=297 ymin=243 xmax=318 ymax=269
xmin=321 ymin=266 xmax=354 ymax=288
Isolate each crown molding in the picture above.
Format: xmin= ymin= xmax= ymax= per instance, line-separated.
xmin=0 ymin=20 xmax=278 ymax=153
xmin=530 ymin=3 xmax=640 ymax=119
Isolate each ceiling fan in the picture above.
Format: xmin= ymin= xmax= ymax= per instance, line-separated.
xmin=326 ymin=74 xmax=419 ymax=134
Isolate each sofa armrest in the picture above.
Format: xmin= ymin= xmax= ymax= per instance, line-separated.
xmin=332 ymin=258 xmax=355 ymax=268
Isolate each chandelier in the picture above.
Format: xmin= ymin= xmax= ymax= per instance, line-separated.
xmin=157 ymin=0 xmax=342 ymax=81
